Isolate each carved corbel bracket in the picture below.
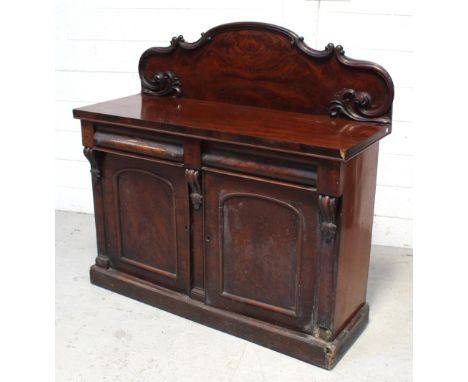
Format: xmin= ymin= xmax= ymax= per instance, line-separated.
xmin=315 ymin=194 xmax=340 ymax=336
xmin=185 ymin=169 xmax=203 ymax=210
xmin=318 ymin=195 xmax=339 ymax=244
xmin=83 ymin=147 xmax=101 ymax=180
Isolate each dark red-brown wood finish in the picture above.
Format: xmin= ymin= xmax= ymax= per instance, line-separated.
xmin=138 ymin=22 xmax=394 ymax=123
xmin=73 ymin=22 xmax=394 ymax=369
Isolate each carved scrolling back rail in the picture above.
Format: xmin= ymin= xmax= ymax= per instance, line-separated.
xmin=138 ymin=22 xmax=394 ymax=124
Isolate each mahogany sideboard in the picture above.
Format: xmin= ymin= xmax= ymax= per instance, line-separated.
xmin=73 ymin=22 xmax=394 ymax=369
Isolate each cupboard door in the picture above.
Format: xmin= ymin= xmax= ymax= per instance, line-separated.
xmin=102 ymin=152 xmax=190 ymax=293
xmin=204 ymin=170 xmax=318 ymax=333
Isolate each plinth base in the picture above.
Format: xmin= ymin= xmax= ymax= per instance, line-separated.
xmin=90 ymin=265 xmax=369 ymax=370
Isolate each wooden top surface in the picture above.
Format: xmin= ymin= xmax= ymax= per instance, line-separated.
xmin=73 ymin=94 xmax=390 ymax=160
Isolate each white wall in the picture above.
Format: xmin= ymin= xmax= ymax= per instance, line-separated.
xmin=55 ymin=0 xmax=413 ymax=248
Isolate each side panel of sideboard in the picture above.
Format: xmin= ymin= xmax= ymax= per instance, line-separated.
xmin=333 ymin=143 xmax=379 ymax=333
xmin=82 ymin=122 xmax=109 ymax=269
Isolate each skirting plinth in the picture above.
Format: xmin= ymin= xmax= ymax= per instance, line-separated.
xmin=90 ymin=265 xmax=369 ymax=370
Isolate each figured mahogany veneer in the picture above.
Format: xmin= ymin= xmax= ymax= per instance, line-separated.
xmin=73 ymin=22 xmax=394 ymax=369
xmin=138 ymin=22 xmax=393 ymax=123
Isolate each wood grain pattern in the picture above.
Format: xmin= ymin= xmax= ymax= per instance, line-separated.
xmin=202 ymin=145 xmax=317 ymax=186
xmin=139 ymin=22 xmax=394 ymax=123
xmin=115 ymin=169 xmax=178 ymax=278
xmin=204 ymin=170 xmax=317 ymax=333
xmin=94 ymin=131 xmax=183 ymax=162
xmin=333 ymin=143 xmax=379 ymax=334
xmin=81 ymin=121 xmax=94 ymax=147
xmin=219 ymin=193 xmax=302 ymax=317
xmin=73 ymin=94 xmax=390 ymax=160
xmin=101 ymin=153 xmax=190 ymax=293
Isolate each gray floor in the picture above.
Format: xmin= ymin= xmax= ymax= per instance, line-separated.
xmin=56 ymin=211 xmax=412 ymax=382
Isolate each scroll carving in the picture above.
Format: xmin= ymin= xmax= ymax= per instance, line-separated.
xmin=141 ymin=71 xmax=182 ymax=97
xmin=318 ymin=195 xmax=339 ymax=244
xmin=185 ymin=169 xmax=203 ymax=210
xmin=328 ymin=45 xmax=393 ymax=123
xmin=83 ymin=147 xmax=101 ymax=180
xmin=329 ymin=88 xmax=390 ymax=124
